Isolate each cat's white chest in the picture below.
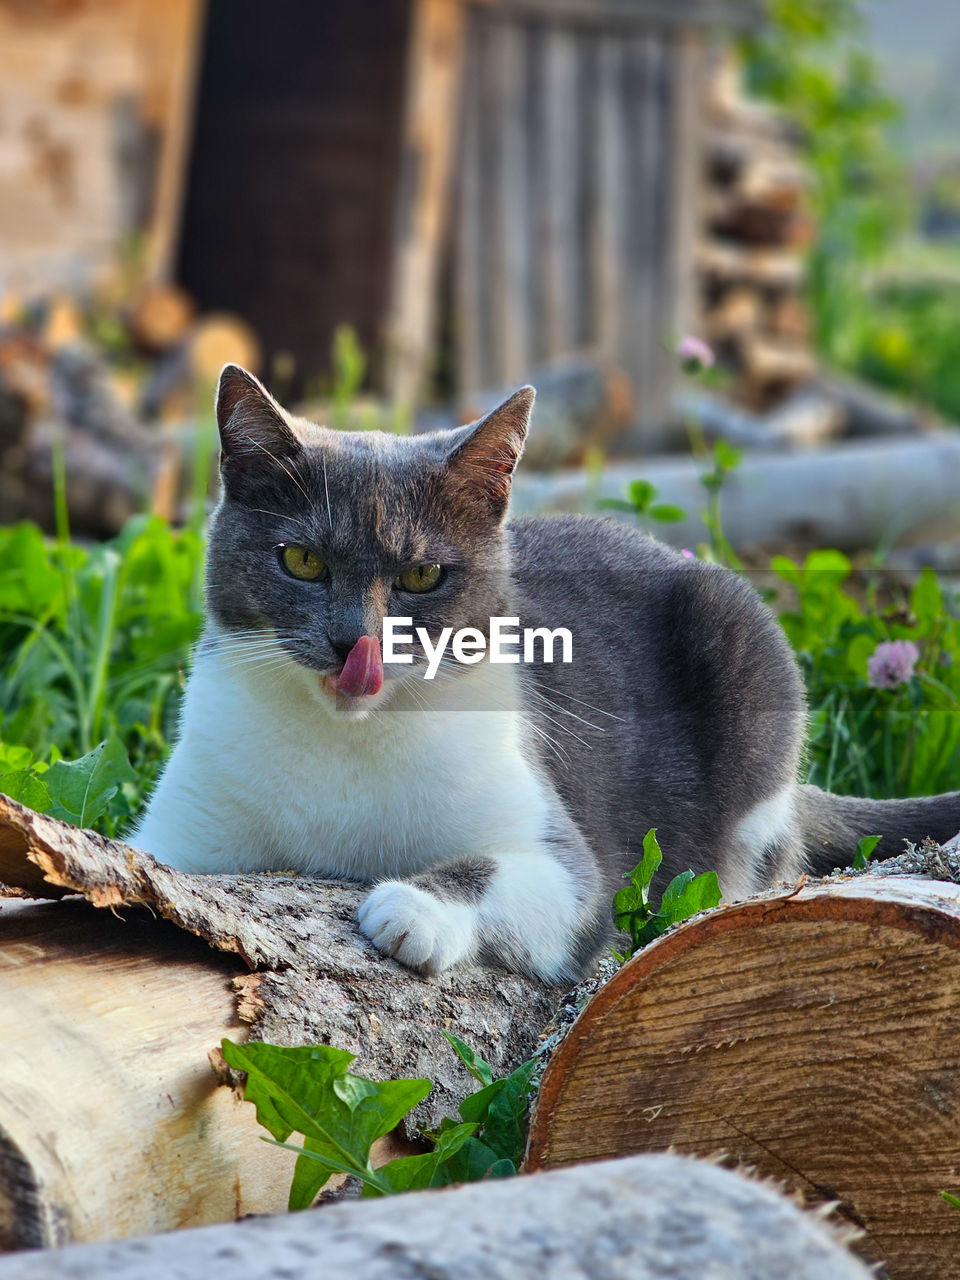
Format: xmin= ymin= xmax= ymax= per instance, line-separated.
xmin=134 ymin=649 xmax=548 ymax=878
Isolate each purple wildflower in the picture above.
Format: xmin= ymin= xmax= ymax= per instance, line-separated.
xmin=677 ymin=335 xmax=715 ymax=375
xmin=867 ymin=639 xmax=919 ymax=690
xmin=680 ymin=548 xmax=695 ymax=559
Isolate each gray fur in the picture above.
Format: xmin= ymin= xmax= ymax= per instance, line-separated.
xmin=204 ymin=365 xmax=960 ymax=976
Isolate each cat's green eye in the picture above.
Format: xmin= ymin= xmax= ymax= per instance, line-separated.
xmin=396 ymin=564 xmax=443 ymax=593
xmin=279 ymin=545 xmax=328 ymax=582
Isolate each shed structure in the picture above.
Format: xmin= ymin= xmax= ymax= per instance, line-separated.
xmin=0 ymin=0 xmax=761 ymax=446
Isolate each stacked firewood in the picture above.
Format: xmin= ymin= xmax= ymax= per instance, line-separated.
xmin=698 ymin=53 xmax=817 ymax=412
xmin=0 ymin=280 xmax=260 ymax=534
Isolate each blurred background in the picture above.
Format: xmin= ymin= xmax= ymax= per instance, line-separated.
xmin=4 ymin=0 xmax=960 ymax=823
xmin=0 ymin=0 xmax=957 ymax=551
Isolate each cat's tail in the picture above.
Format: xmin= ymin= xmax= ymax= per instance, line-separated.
xmin=796 ymin=783 xmax=960 ymax=875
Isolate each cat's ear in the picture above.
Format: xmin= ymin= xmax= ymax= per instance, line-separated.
xmin=215 ymin=364 xmax=301 ymax=477
xmin=445 ymin=386 xmax=534 ymax=517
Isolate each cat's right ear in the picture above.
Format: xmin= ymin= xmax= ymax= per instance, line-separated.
xmin=215 ymin=364 xmax=301 ymax=482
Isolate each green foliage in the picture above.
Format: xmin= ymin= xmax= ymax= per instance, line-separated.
xmin=742 ymin=0 xmax=905 ymax=358
xmin=741 ymin=4 xmax=960 ymax=423
xmin=942 ymin=1190 xmax=960 ymax=1213
xmin=698 ymin=440 xmax=743 ymax=569
xmin=221 ymin=1034 xmax=536 ymax=1206
xmin=0 ymin=515 xmax=204 ymax=835
xmin=598 ymin=479 xmax=687 ymax=527
xmin=840 ymin=276 xmax=960 ymax=423
xmin=612 ymin=829 xmax=722 ymax=960
xmin=852 ymin=834 xmax=881 ymax=870
xmin=774 ymin=555 xmax=960 ymax=798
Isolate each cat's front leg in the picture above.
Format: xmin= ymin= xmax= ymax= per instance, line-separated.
xmin=357 ymin=835 xmax=605 ymax=984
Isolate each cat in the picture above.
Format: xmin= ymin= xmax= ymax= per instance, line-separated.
xmin=133 ymin=364 xmax=960 ymax=984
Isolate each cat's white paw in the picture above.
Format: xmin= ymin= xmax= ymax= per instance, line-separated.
xmin=358 ymin=881 xmax=476 ymax=975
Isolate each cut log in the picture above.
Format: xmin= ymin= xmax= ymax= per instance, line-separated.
xmin=527 ymin=870 xmax=960 ymax=1280
xmin=813 ymin=372 xmax=937 ymax=438
xmin=703 ymin=285 xmax=764 ymax=338
xmin=697 ymin=240 xmax=805 ymax=290
xmin=0 ymin=1152 xmax=870 ymax=1280
xmin=189 ymin=314 xmax=262 ymax=384
xmin=0 ymin=796 xmax=558 ymax=1248
xmin=739 ymin=332 xmax=817 ymax=387
xmin=516 ymin=429 xmax=960 ymax=552
xmin=127 ymin=282 xmax=195 ymax=351
xmin=0 ymin=897 xmax=291 ymax=1250
xmin=675 ymin=385 xmax=844 ymax=451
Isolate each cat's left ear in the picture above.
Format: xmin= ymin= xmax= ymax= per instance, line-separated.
xmin=215 ymin=364 xmax=301 ymax=471
xmin=445 ymin=386 xmax=534 ymax=518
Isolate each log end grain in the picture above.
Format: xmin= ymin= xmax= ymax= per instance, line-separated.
xmin=528 ymin=876 xmax=960 ymax=1280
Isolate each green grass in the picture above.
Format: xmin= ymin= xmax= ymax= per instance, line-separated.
xmin=774 ymin=551 xmax=960 ymax=798
xmin=0 ymin=515 xmax=203 ymax=836
xmin=1 ymin=511 xmax=958 ymax=835
xmin=833 ymin=266 xmax=960 ymax=422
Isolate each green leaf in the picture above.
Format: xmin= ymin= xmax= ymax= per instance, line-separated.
xmin=803 ymin=549 xmax=852 ymax=582
xmin=221 ymin=1039 xmax=432 ymax=1208
xmin=659 ymin=871 xmax=722 ymax=926
xmin=852 ymin=835 xmax=882 ymax=870
xmin=628 ymin=480 xmax=658 ymax=513
xmin=596 ymin=498 xmax=639 ymax=514
xmin=712 ymin=440 xmax=743 ymax=472
xmin=460 ymin=1058 xmax=536 ymax=1165
xmin=369 ymin=1122 xmax=478 ymax=1197
xmin=637 ymin=828 xmax=663 ymax=899
xmin=912 ymin=568 xmax=943 ymax=628
xmin=429 ymin=1136 xmax=502 ymax=1186
xmin=771 ymin=555 xmax=800 ymax=585
xmin=941 ymin=1190 xmax=960 ymax=1213
xmin=649 ymin=503 xmax=687 ymax=524
xmin=443 ymin=1031 xmax=494 ymax=1086
xmin=613 ymin=829 xmax=664 ymax=939
xmin=44 ymin=736 xmax=136 ymax=828
xmin=0 ymin=770 xmax=51 ymax=811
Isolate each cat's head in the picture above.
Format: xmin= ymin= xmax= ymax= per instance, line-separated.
xmin=205 ymin=365 xmax=533 ymax=719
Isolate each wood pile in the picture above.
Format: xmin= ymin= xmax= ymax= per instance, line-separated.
xmin=0 ymin=795 xmax=556 ymax=1249
xmin=528 ymin=841 xmax=960 ymax=1280
xmin=0 ymin=283 xmax=259 ymax=534
xmin=698 ymin=53 xmax=817 ymax=413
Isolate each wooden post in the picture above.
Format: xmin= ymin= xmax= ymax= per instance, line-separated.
xmin=139 ymin=0 xmax=209 ymax=282
xmin=383 ymin=0 xmax=467 ymax=412
xmin=528 ymin=873 xmax=960 ymax=1280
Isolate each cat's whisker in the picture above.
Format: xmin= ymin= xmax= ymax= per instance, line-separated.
xmin=244 ymin=438 xmax=316 ymax=511
xmin=525 ymin=721 xmax=570 ymax=766
xmin=538 ymin=686 xmax=625 ymax=722
xmin=246 ymin=507 xmax=320 ymax=541
xmin=427 ymin=656 xmax=599 ymax=745
xmin=523 ymin=686 xmax=607 ymax=735
xmin=322 ymin=456 xmax=334 ymax=532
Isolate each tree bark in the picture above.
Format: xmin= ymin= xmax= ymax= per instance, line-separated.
xmin=528 ymin=855 xmax=960 ymax=1280
xmin=0 ymin=796 xmax=558 ymax=1249
xmin=0 ymin=1152 xmax=870 ymax=1280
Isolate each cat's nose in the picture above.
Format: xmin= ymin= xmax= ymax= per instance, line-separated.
xmin=330 ymin=639 xmax=360 ymax=666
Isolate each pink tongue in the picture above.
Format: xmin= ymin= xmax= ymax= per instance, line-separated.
xmin=329 ymin=635 xmax=383 ymax=698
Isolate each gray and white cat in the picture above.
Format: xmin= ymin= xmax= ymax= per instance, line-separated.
xmin=134 ymin=365 xmax=960 ymax=983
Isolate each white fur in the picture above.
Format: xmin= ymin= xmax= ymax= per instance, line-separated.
xmin=133 ymin=632 xmax=578 ymax=978
xmin=725 ymin=785 xmax=797 ymax=898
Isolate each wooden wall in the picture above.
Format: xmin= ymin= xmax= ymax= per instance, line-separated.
xmin=449 ymin=1 xmax=706 ymax=445
xmin=0 ymin=0 xmax=203 ymax=293
xmin=176 ymin=0 xmax=411 ymax=395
